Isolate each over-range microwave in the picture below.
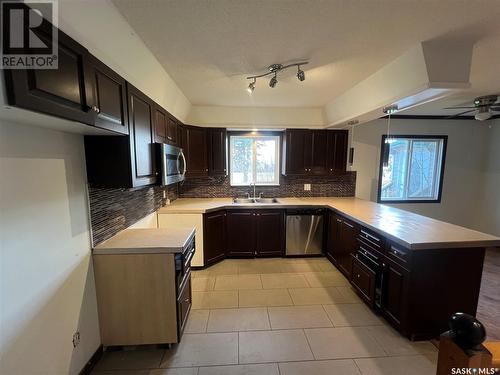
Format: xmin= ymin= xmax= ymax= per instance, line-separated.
xmin=158 ymin=143 xmax=186 ymax=185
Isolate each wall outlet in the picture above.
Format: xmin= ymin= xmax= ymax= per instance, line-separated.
xmin=304 ymin=184 xmax=311 ymax=191
xmin=72 ymin=331 xmax=80 ymax=348
xmin=165 ymin=198 xmax=171 ymax=205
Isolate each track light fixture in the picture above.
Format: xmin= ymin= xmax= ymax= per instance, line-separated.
xmin=246 ymin=61 xmax=308 ymax=91
xmin=247 ymin=78 xmax=256 ymax=93
xmin=269 ymin=73 xmax=278 ymax=88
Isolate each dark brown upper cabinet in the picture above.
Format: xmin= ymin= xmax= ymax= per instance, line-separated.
xmin=84 ymin=84 xmax=157 ymax=188
xmin=4 ymin=22 xmax=95 ymax=125
xmin=326 ymin=130 xmax=348 ymax=173
xmin=208 ymin=128 xmax=227 ymax=176
xmin=167 ymin=117 xmax=179 ymax=146
xmin=182 ymin=125 xmax=208 ymax=177
xmin=153 ymin=105 xmax=168 ymax=144
xmin=282 ymin=129 xmax=347 ymax=176
xmin=87 ymin=56 xmax=129 ymax=134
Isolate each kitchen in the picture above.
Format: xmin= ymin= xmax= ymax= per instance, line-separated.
xmin=1 ymin=1 xmax=500 ymax=375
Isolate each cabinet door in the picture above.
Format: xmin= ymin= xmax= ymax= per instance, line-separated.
xmin=88 ymin=56 xmax=128 ymax=134
xmin=327 ymin=130 xmax=348 ymax=173
xmin=326 ymin=213 xmax=342 ymax=264
xmin=184 ymin=126 xmax=208 ymax=177
xmin=338 ymin=218 xmax=358 ymax=278
xmin=381 ymin=259 xmax=409 ymax=329
xmin=203 ymin=211 xmax=226 ymax=265
xmin=153 ymin=106 xmax=168 ymax=144
xmin=5 ymin=24 xmax=95 ymax=125
xmin=310 ymin=130 xmax=328 ymax=174
xmin=226 ymin=211 xmax=255 ymax=256
xmin=351 ymin=255 xmax=376 ymax=307
xmin=208 ymin=128 xmax=227 ymax=176
xmin=256 ymin=210 xmax=284 ymax=257
xmin=283 ymin=129 xmax=312 ymax=175
xmin=166 ymin=117 xmax=179 ymax=146
xmin=127 ymin=84 xmax=157 ymax=187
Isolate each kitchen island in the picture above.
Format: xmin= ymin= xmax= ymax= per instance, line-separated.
xmin=158 ymin=197 xmax=500 ymax=340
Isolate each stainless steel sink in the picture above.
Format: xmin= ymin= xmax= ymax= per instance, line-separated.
xmin=232 ymin=198 xmax=255 ymax=204
xmin=255 ymin=198 xmax=280 ymax=204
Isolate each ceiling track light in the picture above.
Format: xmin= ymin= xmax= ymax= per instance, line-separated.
xmin=246 ymin=61 xmax=308 ymax=91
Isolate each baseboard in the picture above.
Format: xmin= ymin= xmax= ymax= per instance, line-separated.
xmin=79 ymin=345 xmax=103 ymax=375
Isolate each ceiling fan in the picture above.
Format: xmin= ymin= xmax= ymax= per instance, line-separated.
xmin=445 ymin=95 xmax=500 ymax=121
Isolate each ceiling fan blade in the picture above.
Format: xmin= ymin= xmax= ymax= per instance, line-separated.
xmin=446 ymin=109 xmax=476 ymax=118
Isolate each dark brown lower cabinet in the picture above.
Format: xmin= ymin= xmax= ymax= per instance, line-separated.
xmin=380 ymin=258 xmax=409 ymax=329
xmin=203 ymin=211 xmax=226 ymax=265
xmin=337 ymin=217 xmax=358 ymax=278
xmin=226 ymin=210 xmax=256 ymax=256
xmin=326 ymin=212 xmax=342 ymax=264
xmin=256 ymin=210 xmax=285 ymax=257
xmin=351 ymin=255 xmax=376 ymax=308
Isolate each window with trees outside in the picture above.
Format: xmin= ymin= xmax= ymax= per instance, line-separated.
xmin=229 ymin=134 xmax=280 ymax=186
xmin=378 ymin=135 xmax=447 ymax=203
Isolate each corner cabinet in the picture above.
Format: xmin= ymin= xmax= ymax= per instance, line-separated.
xmin=84 ymin=83 xmax=157 ymax=188
xmin=208 ymin=128 xmax=227 ymax=176
xmin=182 ymin=125 xmax=208 ymax=177
xmin=282 ymin=129 xmax=348 ymax=176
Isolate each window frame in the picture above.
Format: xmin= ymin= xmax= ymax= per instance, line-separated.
xmin=228 ymin=131 xmax=282 ymax=187
xmin=377 ymin=134 xmax=447 ymax=204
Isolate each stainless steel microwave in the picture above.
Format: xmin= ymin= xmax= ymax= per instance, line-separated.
xmin=158 ymin=143 xmax=186 ymax=185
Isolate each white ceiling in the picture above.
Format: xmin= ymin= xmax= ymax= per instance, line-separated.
xmin=112 ymin=0 xmax=500 ymax=115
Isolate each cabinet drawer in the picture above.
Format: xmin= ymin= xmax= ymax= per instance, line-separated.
xmin=358 ymin=228 xmax=383 ymax=251
xmin=177 ymin=272 xmax=192 ymax=339
xmin=351 ymin=255 xmax=376 ymax=307
xmin=386 ymin=243 xmax=411 ymax=268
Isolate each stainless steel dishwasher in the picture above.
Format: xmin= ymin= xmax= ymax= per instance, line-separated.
xmin=285 ymin=209 xmax=324 ymax=255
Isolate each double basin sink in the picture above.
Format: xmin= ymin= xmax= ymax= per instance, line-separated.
xmin=233 ymin=197 xmax=280 ymax=204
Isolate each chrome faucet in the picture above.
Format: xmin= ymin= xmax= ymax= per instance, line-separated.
xmin=248 ymin=183 xmax=261 ymax=200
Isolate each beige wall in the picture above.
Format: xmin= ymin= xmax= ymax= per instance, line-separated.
xmin=0 ymin=122 xmax=100 ymax=374
xmin=58 ymin=0 xmax=191 ymax=122
xmin=350 ymin=118 xmax=499 ymax=235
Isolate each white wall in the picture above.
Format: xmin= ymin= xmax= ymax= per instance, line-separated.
xmin=350 ymin=118 xmax=499 ymax=235
xmin=0 ymin=122 xmax=100 ymax=375
xmin=187 ymin=105 xmax=326 ymax=128
xmin=476 ymin=119 xmax=500 ymax=236
xmin=58 ymin=0 xmax=191 ymax=122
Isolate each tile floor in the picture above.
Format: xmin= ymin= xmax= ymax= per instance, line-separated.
xmin=91 ymin=257 xmax=438 ymax=375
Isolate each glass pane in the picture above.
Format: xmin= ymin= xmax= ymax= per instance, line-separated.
xmin=381 ymin=139 xmax=409 ymax=200
xmin=255 ymin=138 xmax=277 ymax=184
xmin=408 ymin=140 xmax=439 ymax=199
xmin=230 ymin=137 xmax=253 ymax=185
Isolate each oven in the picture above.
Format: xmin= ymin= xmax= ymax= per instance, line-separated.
xmin=158 ymin=143 xmax=186 ymax=185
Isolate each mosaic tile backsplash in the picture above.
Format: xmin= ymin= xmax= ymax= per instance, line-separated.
xmin=88 ymin=184 xmax=178 ymax=246
xmin=178 ymin=172 xmax=356 ymax=198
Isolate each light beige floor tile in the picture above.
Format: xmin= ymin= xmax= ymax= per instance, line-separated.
xmin=317 ymin=262 xmax=339 ymax=272
xmin=149 ymin=368 xmax=199 ymax=375
xmin=268 ymin=305 xmax=333 ymax=329
xmin=198 ymin=363 xmax=279 ymax=375
xmin=261 ymin=273 xmax=309 ymax=289
xmin=192 ymin=277 xmax=216 ymax=291
xmin=238 ymin=262 xmax=282 ymax=274
xmin=184 ymin=309 xmax=209 ymax=333
xmin=239 ymin=330 xmax=314 ymax=363
xmin=303 ymin=272 xmax=349 ymax=287
xmin=278 ymin=359 xmax=361 ymax=375
xmin=336 ymin=286 xmax=364 ymax=303
xmin=214 ymin=274 xmax=262 ymax=290
xmin=239 ymin=289 xmax=293 ymax=307
xmin=279 ymin=262 xmax=322 ymax=273
xmin=304 ymin=327 xmax=386 ymax=359
xmin=94 ymin=349 xmax=165 ymax=371
xmin=207 ymin=307 xmax=270 ymax=332
xmin=289 ymin=287 xmax=352 ymax=305
xmin=355 ymin=355 xmax=437 ymax=375
xmin=366 ymin=325 xmax=438 ymax=356
xmin=192 ymin=291 xmax=238 ymax=309
xmin=206 ymin=262 xmax=239 ymax=276
xmin=161 ymin=333 xmax=238 ymax=368
xmin=323 ymin=304 xmax=384 ymax=327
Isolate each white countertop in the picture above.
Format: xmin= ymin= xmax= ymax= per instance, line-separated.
xmin=157 ymin=197 xmax=500 ymax=250
xmin=93 ymin=227 xmax=195 ymax=255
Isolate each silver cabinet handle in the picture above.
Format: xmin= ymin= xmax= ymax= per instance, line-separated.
xmin=357 ymin=274 xmax=361 ymax=278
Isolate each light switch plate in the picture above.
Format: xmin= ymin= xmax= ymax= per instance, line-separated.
xmin=304 ymin=183 xmax=311 ymax=191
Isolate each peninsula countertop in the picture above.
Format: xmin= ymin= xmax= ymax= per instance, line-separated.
xmin=93 ymin=227 xmax=195 ymax=255
xmin=157 ymin=197 xmax=500 ymax=250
